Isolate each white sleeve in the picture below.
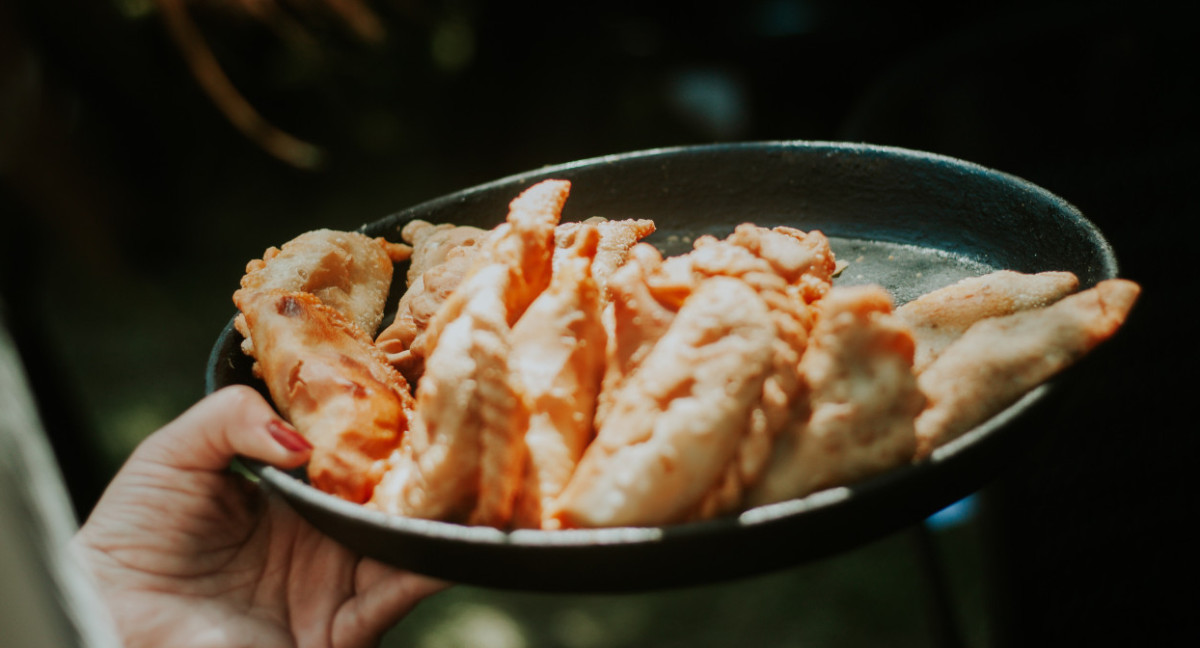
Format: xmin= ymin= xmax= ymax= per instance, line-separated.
xmin=0 ymin=316 xmax=122 ymax=648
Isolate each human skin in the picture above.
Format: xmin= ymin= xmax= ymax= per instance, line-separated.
xmin=72 ymin=385 xmax=445 ymax=648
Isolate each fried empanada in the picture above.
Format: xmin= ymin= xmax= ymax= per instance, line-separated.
xmin=510 ymin=226 xmax=607 ymax=528
xmin=368 ymin=180 xmax=569 ymax=527
xmin=376 ymin=221 xmax=488 ymax=382
xmin=369 ymin=265 xmax=529 ymax=526
xmin=554 ymin=217 xmax=656 ymax=301
xmin=896 ymin=270 xmax=1080 ymax=372
xmin=234 ymin=229 xmax=410 ymax=360
xmin=748 ymin=285 xmax=925 ymax=506
xmin=914 ymin=278 xmax=1140 ymax=455
xmin=552 ymin=276 xmax=776 ymax=528
xmin=595 ymin=226 xmax=833 ymax=430
xmin=400 ymin=219 xmax=490 ymax=286
xmin=234 ymin=289 xmax=415 ymax=503
xmin=722 ymin=224 xmax=837 ymax=303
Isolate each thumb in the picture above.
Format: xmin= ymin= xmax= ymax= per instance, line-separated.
xmin=134 ymin=384 xmax=311 ymax=473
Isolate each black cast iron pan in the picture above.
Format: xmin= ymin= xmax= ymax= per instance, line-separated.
xmin=206 ymin=141 xmax=1120 ymax=592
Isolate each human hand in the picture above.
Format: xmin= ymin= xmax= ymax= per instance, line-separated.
xmin=72 ymin=385 xmax=445 ymax=648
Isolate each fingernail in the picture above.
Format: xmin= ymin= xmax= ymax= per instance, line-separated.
xmin=267 ymin=419 xmax=313 ymax=452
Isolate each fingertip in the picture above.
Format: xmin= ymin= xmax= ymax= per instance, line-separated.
xmin=266 ymin=419 xmax=313 ymax=460
xmin=142 ymin=385 xmax=310 ymax=472
xmin=209 ymin=386 xmax=311 ymax=465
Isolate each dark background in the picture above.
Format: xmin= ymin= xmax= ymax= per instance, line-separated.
xmin=2 ymin=1 xmax=1194 ymax=645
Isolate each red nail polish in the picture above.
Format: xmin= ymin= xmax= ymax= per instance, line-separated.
xmin=267 ymin=419 xmax=313 ymax=452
